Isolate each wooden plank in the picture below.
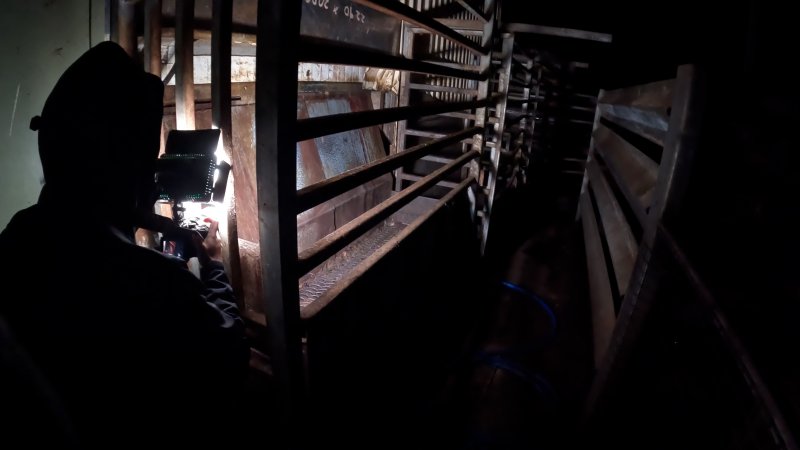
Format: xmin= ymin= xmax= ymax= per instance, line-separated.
xmin=585 ymin=65 xmax=706 ymax=419
xmin=117 ymin=0 xmax=137 ymax=57
xmin=579 ymin=191 xmax=616 ymax=366
xmin=175 ymin=0 xmax=196 ymax=129
xmin=211 ymin=0 xmax=243 ymax=309
xmin=598 ymin=104 xmax=668 ymax=146
xmin=144 ymin=0 xmax=162 ymax=76
xmin=503 ymin=23 xmax=613 ymax=43
xmin=586 ymin=159 xmax=637 ymax=296
xmin=593 ymin=123 xmax=658 ymax=222
xmin=597 ymin=78 xmax=674 ymax=146
xmin=599 ymin=78 xmax=674 ymax=110
xmin=255 ymin=0 xmax=304 ymax=443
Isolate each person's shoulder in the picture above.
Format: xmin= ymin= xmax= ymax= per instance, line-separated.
xmin=1 ymin=205 xmax=42 ymax=235
xmin=0 ymin=205 xmax=44 ymax=250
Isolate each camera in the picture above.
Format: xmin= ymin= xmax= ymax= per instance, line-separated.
xmin=154 ymin=129 xmax=231 ymax=260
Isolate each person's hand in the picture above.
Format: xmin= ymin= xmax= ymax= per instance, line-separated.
xmin=192 ymin=220 xmax=223 ymax=265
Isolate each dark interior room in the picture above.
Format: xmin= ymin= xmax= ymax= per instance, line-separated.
xmin=0 ymin=1 xmax=797 ymax=449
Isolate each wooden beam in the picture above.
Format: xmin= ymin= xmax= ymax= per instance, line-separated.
xmin=585 ymin=65 xmax=706 ymax=419
xmin=503 ymin=23 xmax=613 ymax=43
xmin=144 ymin=0 xmax=162 ymax=76
xmin=117 ymin=0 xmax=138 ymax=58
xmin=586 ymin=159 xmax=638 ymax=296
xmin=211 ymin=0 xmax=243 ymax=311
xmin=175 ymin=0 xmax=195 ymax=129
xmin=593 ymin=124 xmax=658 ymax=223
xmin=580 ymin=191 xmax=616 ymax=366
xmin=255 ymin=0 xmax=304 ymax=444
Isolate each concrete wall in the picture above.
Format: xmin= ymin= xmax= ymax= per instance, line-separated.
xmin=0 ymin=0 xmax=105 ymax=228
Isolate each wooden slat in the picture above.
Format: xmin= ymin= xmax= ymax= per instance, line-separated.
xmin=211 ymin=0 xmax=243 ymax=309
xmin=598 ymin=104 xmax=668 ymax=146
xmin=593 ymin=124 xmax=658 ymax=222
xmin=598 ymin=78 xmax=674 ymax=110
xmin=117 ymin=0 xmax=137 ymax=57
xmin=175 ymin=0 xmax=195 ymax=129
xmin=504 ymin=22 xmax=613 ymax=43
xmin=586 ymin=159 xmax=637 ymax=296
xmin=585 ymin=66 xmax=706 ymax=419
xmin=579 ymin=191 xmax=616 ymax=366
xmin=597 ymin=78 xmax=674 ymax=147
xmin=144 ymin=0 xmax=162 ymax=76
xmin=255 ymin=0 xmax=304 ymax=440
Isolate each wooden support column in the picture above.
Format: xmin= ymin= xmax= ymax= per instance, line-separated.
xmin=175 ymin=0 xmax=195 ymax=130
xmin=256 ymin=0 xmax=304 ymax=445
xmin=117 ymin=0 xmax=137 ymax=58
xmin=144 ymin=0 xmax=162 ymax=76
xmin=211 ymin=0 xmax=243 ymax=308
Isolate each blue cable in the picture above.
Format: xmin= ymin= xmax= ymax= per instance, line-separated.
xmin=500 ymin=280 xmax=558 ymax=337
xmin=475 ymin=352 xmax=558 ymax=403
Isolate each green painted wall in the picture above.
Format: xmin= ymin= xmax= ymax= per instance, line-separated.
xmin=1 ymin=0 xmax=105 ymax=228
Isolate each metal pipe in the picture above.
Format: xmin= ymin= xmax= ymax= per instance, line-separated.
xmin=351 ymin=0 xmax=488 ymax=55
xmin=175 ymin=0 xmax=195 ymax=129
xmin=297 ymin=127 xmax=480 ymax=212
xmin=297 ymin=95 xmax=498 ymax=141
xmin=144 ymin=0 xmax=162 ymax=75
xmin=298 ymin=37 xmax=487 ymax=81
xmin=297 ymin=149 xmax=479 ymax=275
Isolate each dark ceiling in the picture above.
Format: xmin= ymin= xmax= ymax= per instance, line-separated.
xmin=499 ymin=0 xmax=758 ymax=88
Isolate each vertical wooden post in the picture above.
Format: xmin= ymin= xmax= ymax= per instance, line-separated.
xmin=256 ymin=0 xmax=304 ymax=445
xmin=117 ymin=0 xmax=137 ymax=58
xmin=175 ymin=0 xmax=195 ymax=130
xmin=144 ymin=0 xmax=162 ymax=76
xmin=211 ymin=0 xmax=243 ymax=307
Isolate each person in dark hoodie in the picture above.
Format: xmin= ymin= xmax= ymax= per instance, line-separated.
xmin=0 ymin=42 xmax=249 ymax=448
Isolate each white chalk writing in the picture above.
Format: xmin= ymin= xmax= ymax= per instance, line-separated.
xmin=305 ymin=0 xmax=367 ymax=25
